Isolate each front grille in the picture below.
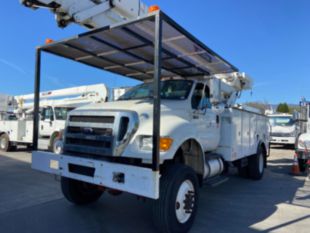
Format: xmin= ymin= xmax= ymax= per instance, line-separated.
xmin=271 ymin=132 xmax=293 ymax=137
xmin=63 ymin=112 xmax=138 ymax=157
xmin=70 ymin=115 xmax=114 ymax=124
xmin=67 ymin=126 xmax=112 ymax=136
xmin=64 ymin=114 xmax=115 ymax=156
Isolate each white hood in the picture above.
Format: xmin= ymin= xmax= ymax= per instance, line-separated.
xmin=75 ymin=99 xmax=190 ymax=114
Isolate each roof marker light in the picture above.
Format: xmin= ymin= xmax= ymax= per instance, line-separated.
xmin=148 ymin=5 xmax=160 ymax=13
xmin=45 ymin=38 xmax=54 ymax=44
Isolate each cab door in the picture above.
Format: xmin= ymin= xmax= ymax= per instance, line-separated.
xmin=39 ymin=107 xmax=54 ymax=137
xmin=191 ymin=83 xmax=220 ymax=151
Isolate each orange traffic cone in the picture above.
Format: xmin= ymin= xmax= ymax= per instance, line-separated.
xmin=290 ymin=153 xmax=301 ymax=176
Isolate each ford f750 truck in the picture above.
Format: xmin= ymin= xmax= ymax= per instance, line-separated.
xmin=22 ymin=1 xmax=270 ymax=233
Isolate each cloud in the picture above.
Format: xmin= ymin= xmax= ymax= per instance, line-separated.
xmin=0 ymin=58 xmax=27 ymax=75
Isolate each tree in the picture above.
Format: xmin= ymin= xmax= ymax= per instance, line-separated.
xmin=277 ymin=103 xmax=290 ymax=113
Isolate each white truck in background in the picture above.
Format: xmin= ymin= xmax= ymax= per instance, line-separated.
xmin=22 ymin=1 xmax=270 ymax=233
xmin=0 ymin=84 xmax=108 ymax=153
xmin=268 ymin=113 xmax=299 ymax=146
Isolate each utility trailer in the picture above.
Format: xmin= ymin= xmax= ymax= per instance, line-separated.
xmin=29 ymin=10 xmax=269 ymax=233
xmin=0 ymin=84 xmax=108 ymax=153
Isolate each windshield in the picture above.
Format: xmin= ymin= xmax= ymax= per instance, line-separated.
xmin=54 ymin=107 xmax=75 ymax=120
xmin=269 ymin=116 xmax=295 ymax=127
xmin=118 ymin=80 xmax=193 ymax=101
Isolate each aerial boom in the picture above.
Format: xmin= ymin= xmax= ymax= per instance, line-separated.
xmin=21 ymin=0 xmax=148 ymax=29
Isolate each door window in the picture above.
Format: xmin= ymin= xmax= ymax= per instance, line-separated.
xmin=191 ymin=83 xmax=204 ymax=110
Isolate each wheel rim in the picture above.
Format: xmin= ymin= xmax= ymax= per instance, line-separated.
xmin=53 ymin=139 xmax=63 ymax=155
xmin=175 ymin=180 xmax=195 ymax=224
xmin=259 ymin=152 xmax=264 ymax=174
xmin=0 ymin=137 xmax=7 ymax=149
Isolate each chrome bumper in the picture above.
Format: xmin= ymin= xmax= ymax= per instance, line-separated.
xmin=32 ymin=151 xmax=159 ymax=199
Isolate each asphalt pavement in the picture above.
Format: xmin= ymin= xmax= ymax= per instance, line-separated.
xmin=0 ymin=146 xmax=309 ymax=233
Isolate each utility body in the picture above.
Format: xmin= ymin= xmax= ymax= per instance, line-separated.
xmin=0 ymin=84 xmax=108 ymax=153
xmin=22 ymin=1 xmax=269 ymax=232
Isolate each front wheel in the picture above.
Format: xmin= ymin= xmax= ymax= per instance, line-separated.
xmin=152 ymin=165 xmax=199 ymax=233
xmin=61 ymin=177 xmax=104 ymax=205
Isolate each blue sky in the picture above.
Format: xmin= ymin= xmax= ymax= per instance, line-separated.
xmin=0 ymin=0 xmax=309 ymax=104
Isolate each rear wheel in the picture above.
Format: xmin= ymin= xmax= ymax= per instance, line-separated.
xmin=61 ymin=177 xmax=103 ymax=205
xmin=248 ymin=147 xmax=265 ymax=180
xmin=152 ymin=164 xmax=199 ymax=233
xmin=0 ymin=134 xmax=13 ymax=152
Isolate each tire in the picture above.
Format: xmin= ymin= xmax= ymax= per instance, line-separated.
xmin=152 ymin=164 xmax=199 ymax=233
xmin=61 ymin=177 xmax=103 ymax=205
xmin=248 ymin=146 xmax=265 ymax=180
xmin=50 ymin=133 xmax=63 ymax=154
xmin=298 ymin=158 xmax=307 ymax=172
xmin=0 ymin=134 xmax=12 ymax=152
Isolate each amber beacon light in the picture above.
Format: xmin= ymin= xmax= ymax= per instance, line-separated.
xmin=45 ymin=38 xmax=54 ymax=44
xmin=148 ymin=5 xmax=160 ymax=13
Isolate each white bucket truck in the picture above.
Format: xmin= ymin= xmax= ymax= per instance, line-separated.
xmin=22 ymin=1 xmax=270 ymax=232
xmin=268 ymin=113 xmax=299 ymax=146
xmin=0 ymin=84 xmax=108 ymax=153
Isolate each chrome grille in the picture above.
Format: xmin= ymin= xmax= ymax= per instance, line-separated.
xmin=63 ymin=111 xmax=139 ymax=157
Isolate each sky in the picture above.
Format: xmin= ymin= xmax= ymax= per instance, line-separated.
xmin=0 ymin=0 xmax=309 ymax=104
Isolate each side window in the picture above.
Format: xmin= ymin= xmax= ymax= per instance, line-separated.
xmin=191 ymin=83 xmax=204 ymax=110
xmin=199 ymin=85 xmax=212 ymax=109
xmin=41 ymin=107 xmax=54 ymax=121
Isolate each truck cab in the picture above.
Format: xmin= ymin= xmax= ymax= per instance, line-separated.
xmin=269 ymin=114 xmax=298 ymax=146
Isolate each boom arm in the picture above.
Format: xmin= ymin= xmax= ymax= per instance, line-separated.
xmin=21 ymin=0 xmax=148 ymax=29
xmin=15 ymin=84 xmax=108 ymax=110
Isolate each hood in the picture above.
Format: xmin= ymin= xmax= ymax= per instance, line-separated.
xmin=75 ymin=99 xmax=190 ymax=114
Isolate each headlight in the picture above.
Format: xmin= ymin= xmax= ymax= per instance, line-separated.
xmin=289 ymin=132 xmax=296 ymax=137
xmin=140 ymin=136 xmax=174 ymax=152
xmin=140 ymin=136 xmax=153 ymax=151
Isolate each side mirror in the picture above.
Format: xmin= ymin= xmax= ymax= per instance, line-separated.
xmin=40 ymin=114 xmax=45 ymax=121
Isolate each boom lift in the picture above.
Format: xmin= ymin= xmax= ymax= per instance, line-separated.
xmin=0 ymin=84 xmax=108 ymax=153
xmin=21 ymin=1 xmax=269 ymax=233
xmin=21 ymin=0 xmax=148 ymax=29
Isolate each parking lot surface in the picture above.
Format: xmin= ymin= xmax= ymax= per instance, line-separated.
xmin=0 ymin=146 xmax=309 ymax=233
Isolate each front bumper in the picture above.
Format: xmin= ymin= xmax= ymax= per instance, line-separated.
xmin=32 ymin=151 xmax=159 ymax=199
xmin=270 ymin=137 xmax=295 ymax=145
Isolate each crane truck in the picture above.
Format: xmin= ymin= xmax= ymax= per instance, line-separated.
xmin=0 ymin=84 xmax=108 ymax=153
xmin=22 ymin=1 xmax=270 ymax=232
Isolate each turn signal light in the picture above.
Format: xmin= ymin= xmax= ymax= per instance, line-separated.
xmin=148 ymin=5 xmax=160 ymax=13
xmin=45 ymin=38 xmax=54 ymax=44
xmin=160 ymin=137 xmax=173 ymax=151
